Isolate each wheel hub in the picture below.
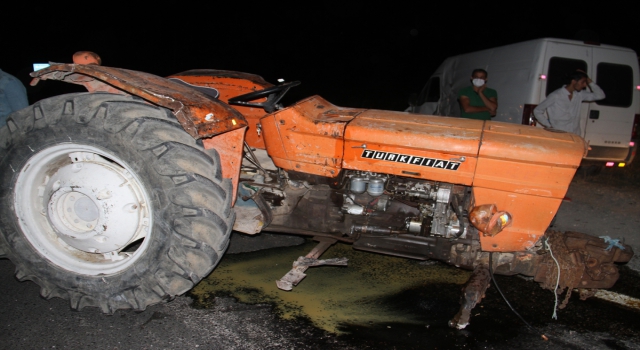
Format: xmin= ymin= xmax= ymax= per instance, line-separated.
xmin=14 ymin=144 xmax=153 ymax=274
xmin=51 ymin=189 xmax=100 ymax=232
xmin=43 ymin=154 xmax=148 ymax=254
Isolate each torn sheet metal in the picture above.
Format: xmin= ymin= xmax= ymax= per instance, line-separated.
xmin=535 ymin=231 xmax=634 ymax=309
xmin=30 ymin=64 xmax=247 ymax=139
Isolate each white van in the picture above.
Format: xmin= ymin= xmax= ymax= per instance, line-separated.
xmin=408 ymin=38 xmax=640 ymax=166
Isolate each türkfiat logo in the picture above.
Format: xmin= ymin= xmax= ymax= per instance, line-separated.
xmin=361 ymin=150 xmax=461 ymax=171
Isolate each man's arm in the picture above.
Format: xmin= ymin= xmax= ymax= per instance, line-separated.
xmin=484 ymin=97 xmax=498 ymax=116
xmin=477 ymin=87 xmax=497 ymax=115
xmin=459 ymin=96 xmax=492 ymax=113
xmin=6 ymin=79 xmax=28 ymax=112
xmin=581 ymin=82 xmax=605 ymax=102
xmin=533 ymin=95 xmax=555 ymax=128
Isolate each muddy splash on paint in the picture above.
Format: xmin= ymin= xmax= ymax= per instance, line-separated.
xmin=189 ymin=239 xmax=471 ymax=334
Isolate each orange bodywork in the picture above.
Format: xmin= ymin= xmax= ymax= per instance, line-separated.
xmin=168 ymin=70 xmax=273 ymax=150
xmin=472 ymin=123 xmax=585 ymax=251
xmin=260 ymin=96 xmax=360 ymax=177
xmin=203 ymin=127 xmax=247 ymax=206
xmin=261 ymin=96 xmax=586 ymax=252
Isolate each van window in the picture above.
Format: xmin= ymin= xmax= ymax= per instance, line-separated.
xmin=418 ymin=77 xmax=440 ymax=104
xmin=595 ymin=63 xmax=633 ymax=108
xmin=546 ymin=57 xmax=588 ymax=96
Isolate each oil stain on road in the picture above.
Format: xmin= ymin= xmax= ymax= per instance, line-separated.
xmin=190 ymin=240 xmax=471 ymax=333
xmin=189 ymin=239 xmax=640 ymax=349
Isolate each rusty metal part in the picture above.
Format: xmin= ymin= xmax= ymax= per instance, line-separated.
xmin=276 ymin=237 xmax=342 ymax=291
xmin=294 ymin=257 xmax=348 ymax=267
xmin=578 ymin=288 xmax=598 ymax=300
xmin=349 ymin=228 xmax=632 ymax=329
xmin=446 ymin=230 xmax=633 ymax=326
xmin=448 ymin=242 xmax=544 ymax=276
xmin=30 ymin=64 xmax=247 ymax=139
xmin=534 ymin=231 xmax=633 ymax=309
xmin=592 ymin=290 xmax=640 ymax=311
xmin=449 ymin=264 xmax=491 ymax=330
xmin=72 ymin=51 xmax=101 ymax=65
xmin=469 ymin=204 xmax=512 ymax=237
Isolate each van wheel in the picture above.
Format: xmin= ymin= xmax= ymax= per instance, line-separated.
xmin=0 ymin=93 xmax=234 ymax=313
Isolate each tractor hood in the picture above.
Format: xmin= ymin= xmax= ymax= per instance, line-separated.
xmin=343 ymin=109 xmax=587 ymax=196
xmin=260 ymin=95 xmax=586 ymax=250
xmin=263 ymin=95 xmax=586 ymax=199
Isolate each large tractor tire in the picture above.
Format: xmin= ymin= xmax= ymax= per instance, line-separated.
xmin=0 ymin=93 xmax=234 ymax=313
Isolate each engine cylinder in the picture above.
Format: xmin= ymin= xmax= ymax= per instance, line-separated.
xmin=367 ymin=177 xmax=385 ymax=196
xmin=350 ymin=177 xmax=366 ymax=194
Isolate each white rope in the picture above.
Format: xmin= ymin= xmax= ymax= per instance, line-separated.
xmin=545 ymin=239 xmax=561 ymax=320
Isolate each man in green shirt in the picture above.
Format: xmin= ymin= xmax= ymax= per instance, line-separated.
xmin=457 ymin=69 xmax=498 ymax=120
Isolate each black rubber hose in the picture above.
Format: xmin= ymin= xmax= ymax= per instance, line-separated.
xmin=489 ymin=252 xmax=549 ymax=340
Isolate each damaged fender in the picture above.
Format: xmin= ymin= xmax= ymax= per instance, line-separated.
xmin=30 ymin=64 xmax=248 ymax=139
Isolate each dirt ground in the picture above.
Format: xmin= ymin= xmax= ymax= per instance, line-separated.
xmin=553 ymin=160 xmax=640 ymax=271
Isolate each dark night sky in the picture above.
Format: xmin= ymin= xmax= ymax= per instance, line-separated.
xmin=2 ymin=2 xmax=635 ymax=110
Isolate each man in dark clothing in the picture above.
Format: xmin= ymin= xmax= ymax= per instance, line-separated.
xmin=0 ymin=69 xmax=29 ymax=126
xmin=458 ymin=69 xmax=498 ymax=120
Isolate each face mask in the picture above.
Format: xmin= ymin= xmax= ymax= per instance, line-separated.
xmin=472 ymin=79 xmax=485 ymax=87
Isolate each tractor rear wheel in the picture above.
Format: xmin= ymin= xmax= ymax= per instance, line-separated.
xmin=0 ymin=93 xmax=234 ymax=313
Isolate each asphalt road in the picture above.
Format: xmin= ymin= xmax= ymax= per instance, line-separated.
xmin=0 ymin=257 xmax=356 ymax=350
xmin=1 ymin=169 xmax=640 ymax=349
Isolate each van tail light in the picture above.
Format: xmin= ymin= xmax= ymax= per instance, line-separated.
xmin=632 ymin=114 xmax=640 ymax=139
xmin=522 ymin=104 xmax=537 ymax=126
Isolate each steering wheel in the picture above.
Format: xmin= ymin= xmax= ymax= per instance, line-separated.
xmin=228 ymin=81 xmax=301 ymax=113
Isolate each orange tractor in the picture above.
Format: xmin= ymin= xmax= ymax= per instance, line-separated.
xmin=0 ymin=56 xmax=632 ymax=329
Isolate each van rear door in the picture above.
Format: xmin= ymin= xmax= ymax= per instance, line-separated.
xmin=585 ymin=48 xmax=638 ymax=162
xmin=539 ymin=41 xmax=591 ymax=134
xmin=541 ymin=42 xmax=638 ymax=163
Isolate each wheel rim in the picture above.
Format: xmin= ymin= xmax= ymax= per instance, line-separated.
xmin=14 ymin=143 xmax=153 ymax=275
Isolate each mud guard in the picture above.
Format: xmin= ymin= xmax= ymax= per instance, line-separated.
xmin=30 ymin=64 xmax=248 ymax=139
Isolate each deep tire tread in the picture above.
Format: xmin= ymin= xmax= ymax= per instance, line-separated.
xmin=0 ymin=92 xmax=234 ymax=314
